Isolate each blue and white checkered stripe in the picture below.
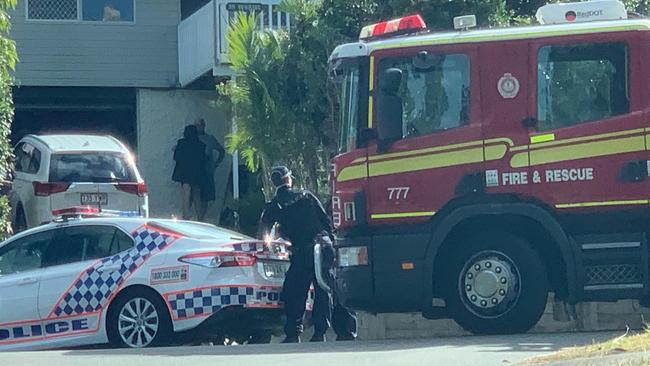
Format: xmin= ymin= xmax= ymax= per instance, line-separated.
xmin=167 ymin=286 xmax=282 ymax=320
xmin=51 ymin=226 xmax=177 ymax=317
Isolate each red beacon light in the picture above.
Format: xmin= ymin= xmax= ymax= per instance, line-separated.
xmin=359 ymin=14 xmax=427 ymax=41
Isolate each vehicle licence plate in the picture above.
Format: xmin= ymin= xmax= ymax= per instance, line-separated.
xmin=80 ymin=193 xmax=108 ymax=205
xmin=262 ymin=262 xmax=289 ymax=279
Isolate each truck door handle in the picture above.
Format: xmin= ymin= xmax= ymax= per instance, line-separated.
xmin=19 ymin=277 xmax=38 ymax=285
xmin=522 ymin=117 xmax=538 ymax=128
xmin=620 ymin=160 xmax=647 ymax=182
xmin=97 ymin=264 xmax=121 ymax=273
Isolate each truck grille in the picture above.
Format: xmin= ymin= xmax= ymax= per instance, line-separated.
xmin=584 ymin=264 xmax=642 ymax=285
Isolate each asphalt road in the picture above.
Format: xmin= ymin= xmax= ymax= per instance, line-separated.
xmin=3 ymin=332 xmax=620 ymax=366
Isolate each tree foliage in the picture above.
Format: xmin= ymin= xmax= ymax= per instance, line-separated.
xmin=220 ymin=0 xmax=647 ymax=200
xmin=0 ymin=0 xmax=16 ymax=238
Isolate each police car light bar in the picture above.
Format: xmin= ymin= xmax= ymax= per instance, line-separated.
xmin=52 ymin=206 xmax=141 ymax=220
xmin=536 ymin=0 xmax=627 ymax=25
xmin=359 ymin=14 xmax=427 ymax=40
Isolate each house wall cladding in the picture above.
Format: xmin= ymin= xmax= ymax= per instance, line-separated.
xmin=10 ymin=0 xmax=180 ymax=88
xmin=136 ymin=89 xmax=231 ymax=221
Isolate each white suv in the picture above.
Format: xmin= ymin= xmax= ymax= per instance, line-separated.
xmin=10 ymin=134 xmax=149 ymax=231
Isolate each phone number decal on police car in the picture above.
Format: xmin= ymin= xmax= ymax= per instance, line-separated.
xmin=150 ymin=266 xmax=189 ymax=285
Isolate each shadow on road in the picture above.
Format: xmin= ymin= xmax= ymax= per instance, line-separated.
xmin=56 ymin=331 xmax=619 ymax=358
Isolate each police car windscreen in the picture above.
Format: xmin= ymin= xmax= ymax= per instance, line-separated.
xmin=152 ymin=221 xmax=254 ymax=241
xmin=49 ymin=153 xmax=137 ymax=183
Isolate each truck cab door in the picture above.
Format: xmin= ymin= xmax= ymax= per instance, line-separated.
xmin=363 ymin=46 xmax=482 ymax=309
xmin=527 ymin=36 xmax=649 ymax=216
xmin=365 ymin=46 xmax=483 ymax=226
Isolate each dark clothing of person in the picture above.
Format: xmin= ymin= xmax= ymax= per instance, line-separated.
xmin=282 ymin=244 xmax=332 ymax=337
xmin=318 ymin=237 xmax=357 ymax=340
xmin=259 ymin=186 xmax=333 ymax=337
xmin=172 ymin=138 xmax=208 ymax=185
xmin=259 ymin=186 xmax=331 ymax=248
xmin=197 ymin=133 xmax=225 ymax=202
xmin=333 ymin=302 xmax=357 ymax=339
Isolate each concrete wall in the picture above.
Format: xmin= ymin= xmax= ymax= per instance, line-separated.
xmin=356 ymin=296 xmax=650 ymax=340
xmin=10 ymin=0 xmax=180 ymax=88
xmin=136 ymin=89 xmax=231 ymax=222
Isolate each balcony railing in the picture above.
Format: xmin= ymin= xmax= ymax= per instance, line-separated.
xmin=178 ymin=0 xmax=290 ymax=87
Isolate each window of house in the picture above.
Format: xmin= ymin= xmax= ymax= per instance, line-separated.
xmin=82 ymin=0 xmax=134 ymax=22
xmin=537 ymin=42 xmax=629 ymax=130
xmin=27 ymin=0 xmax=77 ymax=20
xmin=378 ymin=53 xmax=470 ymax=138
xmin=26 ymin=0 xmax=135 ymax=22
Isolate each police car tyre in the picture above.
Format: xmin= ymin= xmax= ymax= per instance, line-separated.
xmin=106 ymin=288 xmax=172 ymax=348
xmin=442 ymin=231 xmax=548 ymax=335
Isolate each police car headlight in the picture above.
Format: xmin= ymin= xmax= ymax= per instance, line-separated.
xmin=337 ymin=246 xmax=368 ymax=267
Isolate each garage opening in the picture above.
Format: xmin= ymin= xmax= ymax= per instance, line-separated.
xmin=12 ymin=86 xmax=137 ymax=151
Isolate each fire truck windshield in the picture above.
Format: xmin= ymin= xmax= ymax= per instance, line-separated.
xmin=330 ymin=59 xmax=361 ymax=154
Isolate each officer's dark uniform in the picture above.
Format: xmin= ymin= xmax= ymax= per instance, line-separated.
xmin=259 ymin=167 xmax=333 ymax=341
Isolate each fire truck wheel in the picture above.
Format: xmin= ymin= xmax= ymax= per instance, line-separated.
xmin=442 ymin=231 xmax=548 ymax=334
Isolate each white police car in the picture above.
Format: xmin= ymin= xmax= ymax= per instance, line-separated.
xmin=0 ymin=208 xmax=290 ymax=351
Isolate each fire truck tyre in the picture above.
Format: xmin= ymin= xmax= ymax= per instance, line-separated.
xmin=107 ymin=289 xmax=172 ymax=348
xmin=442 ymin=231 xmax=548 ymax=334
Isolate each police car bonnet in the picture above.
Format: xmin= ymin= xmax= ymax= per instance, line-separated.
xmin=536 ymin=0 xmax=627 ymax=25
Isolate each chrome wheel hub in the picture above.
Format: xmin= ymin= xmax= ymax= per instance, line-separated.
xmin=460 ymin=250 xmax=520 ymax=318
xmin=118 ymin=298 xmax=159 ymax=348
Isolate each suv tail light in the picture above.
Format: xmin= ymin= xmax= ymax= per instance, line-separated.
xmin=116 ymin=182 xmax=148 ymax=197
xmin=179 ymin=252 xmax=257 ymax=268
xmin=33 ymin=182 xmax=71 ymax=197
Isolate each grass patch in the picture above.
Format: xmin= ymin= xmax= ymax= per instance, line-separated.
xmin=519 ymin=329 xmax=650 ymax=365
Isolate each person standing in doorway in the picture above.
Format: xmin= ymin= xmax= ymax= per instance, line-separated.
xmin=172 ymin=125 xmax=208 ymax=220
xmin=195 ymin=118 xmax=226 ymax=221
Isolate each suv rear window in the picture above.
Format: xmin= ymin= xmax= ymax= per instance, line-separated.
xmin=49 ymin=153 xmax=136 ymax=183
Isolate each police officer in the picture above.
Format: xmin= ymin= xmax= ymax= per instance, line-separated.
xmin=259 ymin=166 xmax=332 ymax=343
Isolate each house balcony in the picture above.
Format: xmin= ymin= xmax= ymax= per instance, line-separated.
xmin=178 ymin=0 xmax=290 ymax=87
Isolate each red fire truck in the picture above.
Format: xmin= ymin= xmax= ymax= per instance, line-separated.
xmin=328 ymin=0 xmax=650 ymax=334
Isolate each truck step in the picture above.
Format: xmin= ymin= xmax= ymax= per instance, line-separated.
xmin=573 ymin=233 xmax=648 ymax=301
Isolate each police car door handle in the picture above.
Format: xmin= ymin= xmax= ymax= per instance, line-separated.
xmin=97 ymin=264 xmax=121 ymax=273
xmin=19 ymin=277 xmax=38 ymax=285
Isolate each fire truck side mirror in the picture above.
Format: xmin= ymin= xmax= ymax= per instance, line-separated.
xmin=376 ymin=68 xmax=404 ymax=152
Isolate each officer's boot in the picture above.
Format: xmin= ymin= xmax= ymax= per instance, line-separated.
xmin=309 ymin=333 xmax=326 ymax=342
xmin=281 ymin=335 xmax=301 ymax=343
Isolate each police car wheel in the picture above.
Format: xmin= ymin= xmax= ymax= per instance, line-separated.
xmin=442 ymin=231 xmax=548 ymax=335
xmin=107 ymin=290 xmax=172 ymax=348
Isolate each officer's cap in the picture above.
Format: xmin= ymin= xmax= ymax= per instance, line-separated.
xmin=271 ymin=165 xmax=293 ymax=187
